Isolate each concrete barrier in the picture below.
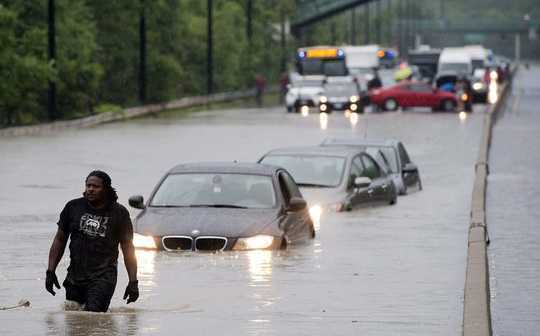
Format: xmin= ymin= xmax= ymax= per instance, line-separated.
xmin=0 ymin=86 xmax=276 ymax=137
xmin=463 ymin=68 xmax=516 ymax=336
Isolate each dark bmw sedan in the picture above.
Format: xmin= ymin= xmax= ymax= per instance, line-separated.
xmin=128 ymin=162 xmax=315 ymax=252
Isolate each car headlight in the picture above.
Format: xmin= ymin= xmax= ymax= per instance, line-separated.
xmin=133 ymin=233 xmax=157 ymax=249
xmin=233 ymin=235 xmax=275 ymax=250
xmin=350 ymin=95 xmax=359 ymax=103
xmin=309 ymin=204 xmax=322 ymax=222
xmin=472 ymin=82 xmax=484 ymax=91
xmin=319 ymin=96 xmax=328 ymax=103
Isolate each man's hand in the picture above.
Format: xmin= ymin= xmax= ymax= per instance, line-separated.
xmin=45 ymin=270 xmax=61 ymax=296
xmin=123 ymin=280 xmax=139 ymax=304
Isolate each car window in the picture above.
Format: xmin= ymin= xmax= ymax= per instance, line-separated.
xmin=361 ymin=155 xmax=382 ymax=179
xmin=280 ymin=171 xmax=302 ymax=199
xmin=410 ymin=83 xmax=432 ymax=92
xmin=363 ymin=146 xmax=398 ymax=173
xmin=349 ymin=156 xmax=364 ymax=188
xmin=398 ymin=143 xmax=411 ymax=165
xmin=151 ymin=173 xmax=276 ymax=209
xmin=260 ymin=155 xmax=346 ymax=188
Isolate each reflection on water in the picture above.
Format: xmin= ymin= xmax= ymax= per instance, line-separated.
xmin=488 ymin=81 xmax=499 ymax=104
xmin=344 ymin=109 xmax=351 ymax=119
xmin=135 ymin=250 xmax=156 ymax=276
xmin=247 ymin=250 xmax=273 ymax=285
xmin=319 ymin=113 xmax=328 ymax=130
xmin=300 ymin=106 xmax=309 ymax=117
xmin=349 ymin=112 xmax=359 ymax=127
xmin=46 ymin=310 xmax=138 ymax=336
xmin=458 ymin=111 xmax=468 ymax=122
xmin=309 ymin=204 xmax=322 ymax=231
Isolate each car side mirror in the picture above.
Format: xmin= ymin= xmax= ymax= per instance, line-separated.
xmin=354 ymin=176 xmax=372 ymax=188
xmin=402 ymin=163 xmax=418 ymax=174
xmin=287 ymin=197 xmax=307 ymax=212
xmin=129 ymin=195 xmax=145 ymax=209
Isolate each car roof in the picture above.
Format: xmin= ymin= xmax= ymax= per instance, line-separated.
xmin=262 ymin=145 xmax=363 ymax=158
xmin=168 ymin=162 xmax=279 ymax=176
xmin=322 ymin=137 xmax=400 ymax=148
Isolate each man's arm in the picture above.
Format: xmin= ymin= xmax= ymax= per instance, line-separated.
xmin=121 ymin=240 xmax=139 ymax=303
xmin=45 ymin=229 xmax=68 ymax=295
xmin=48 ymin=229 xmax=68 ymax=272
xmin=120 ymin=240 xmax=138 ymax=282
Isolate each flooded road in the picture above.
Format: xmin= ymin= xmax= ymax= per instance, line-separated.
xmin=488 ymin=65 xmax=540 ymax=336
xmin=0 ymin=104 xmax=485 ymax=335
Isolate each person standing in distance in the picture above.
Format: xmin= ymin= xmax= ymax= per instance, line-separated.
xmin=45 ymin=170 xmax=139 ymax=312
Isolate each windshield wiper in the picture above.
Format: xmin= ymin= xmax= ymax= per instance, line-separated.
xmin=297 ymin=183 xmax=333 ymax=188
xmin=188 ymin=204 xmax=248 ymax=209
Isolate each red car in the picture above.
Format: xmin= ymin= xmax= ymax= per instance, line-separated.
xmin=369 ymin=81 xmax=457 ymax=112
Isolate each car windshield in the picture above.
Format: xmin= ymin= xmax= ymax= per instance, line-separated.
xmin=324 ymin=83 xmax=357 ymax=96
xmin=261 ymin=155 xmax=346 ymax=187
xmin=293 ymin=79 xmax=323 ymax=88
xmin=439 ymin=63 xmax=470 ymax=74
xmin=151 ymin=173 xmax=276 ymax=209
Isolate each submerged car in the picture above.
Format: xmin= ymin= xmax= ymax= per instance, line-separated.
xmin=321 ymin=137 xmax=422 ymax=195
xmin=258 ymin=146 xmax=398 ymax=212
xmin=129 ymin=162 xmax=315 ymax=251
xmin=370 ymin=80 xmax=457 ymax=112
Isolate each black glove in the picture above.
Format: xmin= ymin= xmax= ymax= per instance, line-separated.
xmin=45 ymin=270 xmax=61 ymax=296
xmin=123 ymin=280 xmax=139 ymax=304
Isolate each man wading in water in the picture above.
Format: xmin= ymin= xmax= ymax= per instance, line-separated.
xmin=45 ymin=170 xmax=139 ymax=312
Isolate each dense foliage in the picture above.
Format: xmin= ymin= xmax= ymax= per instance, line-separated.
xmin=1 ymin=0 xmax=537 ymax=126
xmin=0 ymin=0 xmax=294 ymax=126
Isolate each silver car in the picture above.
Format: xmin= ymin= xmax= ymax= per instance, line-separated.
xmin=258 ymin=146 xmax=398 ymax=212
xmin=321 ymin=138 xmax=422 ymax=195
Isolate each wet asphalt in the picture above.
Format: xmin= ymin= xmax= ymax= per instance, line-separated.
xmin=0 ymin=101 xmax=486 ymax=335
xmin=488 ymin=65 xmax=540 ymax=336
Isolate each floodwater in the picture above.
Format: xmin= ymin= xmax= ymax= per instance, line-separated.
xmin=0 ymin=102 xmax=485 ymax=335
xmin=488 ymin=65 xmax=540 ymax=336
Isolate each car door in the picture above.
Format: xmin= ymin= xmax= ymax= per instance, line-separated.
xmin=277 ymin=171 xmax=311 ymax=243
xmin=396 ymin=84 xmax=413 ymax=107
xmin=410 ymin=83 xmax=435 ymax=107
xmin=397 ymin=143 xmax=420 ymax=188
xmin=361 ymin=154 xmax=390 ymax=203
xmin=347 ymin=155 xmax=371 ymax=208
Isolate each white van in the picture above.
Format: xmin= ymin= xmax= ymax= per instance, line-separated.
xmin=464 ymin=45 xmax=489 ymax=70
xmin=438 ymin=47 xmax=473 ymax=77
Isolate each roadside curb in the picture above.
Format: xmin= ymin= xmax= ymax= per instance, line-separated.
xmin=0 ymin=86 xmax=277 ymax=137
xmin=463 ymin=68 xmax=516 ymax=336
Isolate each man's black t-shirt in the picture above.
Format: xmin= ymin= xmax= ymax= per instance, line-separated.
xmin=57 ymin=197 xmax=133 ymax=283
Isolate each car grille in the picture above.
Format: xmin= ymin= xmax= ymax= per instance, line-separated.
xmin=162 ymin=236 xmax=193 ymax=251
xmin=195 ymin=237 xmax=227 ymax=251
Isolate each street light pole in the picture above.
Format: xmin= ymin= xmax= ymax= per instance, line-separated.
xmin=365 ymin=3 xmax=370 ymax=44
xmin=207 ymin=0 xmax=213 ymax=94
xmin=139 ymin=0 xmax=147 ymax=104
xmin=47 ymin=0 xmax=57 ymax=120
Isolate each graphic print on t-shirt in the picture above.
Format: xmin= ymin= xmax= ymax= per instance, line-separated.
xmin=79 ymin=213 xmax=109 ymax=238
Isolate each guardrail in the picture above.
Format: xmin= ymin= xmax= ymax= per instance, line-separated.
xmin=463 ymin=68 xmax=516 ymax=336
xmin=0 ymin=86 xmax=275 ymax=137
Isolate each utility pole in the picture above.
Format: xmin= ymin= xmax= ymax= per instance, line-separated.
xmin=397 ymin=0 xmax=402 ymax=56
xmin=207 ymin=0 xmax=213 ymax=94
xmin=138 ymin=0 xmax=147 ymax=104
xmin=246 ymin=0 xmax=253 ymax=46
xmin=351 ymin=8 xmax=356 ymax=45
xmin=365 ymin=3 xmax=370 ymax=44
xmin=47 ymin=0 xmax=57 ymax=120
xmin=376 ymin=0 xmax=381 ymax=43
xmin=280 ymin=9 xmax=287 ymax=73
xmin=404 ymin=0 xmax=410 ymax=57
